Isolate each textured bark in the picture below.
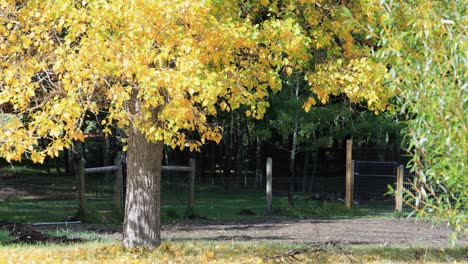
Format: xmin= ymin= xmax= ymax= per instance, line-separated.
xmin=123 ymin=127 xmax=163 ymax=249
xmin=123 ymin=91 xmax=163 ymax=249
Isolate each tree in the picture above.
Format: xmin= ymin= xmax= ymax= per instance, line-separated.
xmin=0 ymin=0 xmax=311 ymax=248
xmin=354 ymin=0 xmax=466 ymax=241
xmin=269 ymin=72 xmax=314 ymax=207
xmin=1 ymin=0 xmax=396 ymax=248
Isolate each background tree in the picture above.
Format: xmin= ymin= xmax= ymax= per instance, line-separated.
xmin=253 ymin=1 xmax=394 ymax=205
xmin=269 ymin=72 xmax=319 ymax=206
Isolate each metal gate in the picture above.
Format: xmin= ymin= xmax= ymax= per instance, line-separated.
xmin=354 ymin=161 xmax=398 ymax=210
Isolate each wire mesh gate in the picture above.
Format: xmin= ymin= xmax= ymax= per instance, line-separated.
xmin=353 ymin=160 xmax=398 ymax=211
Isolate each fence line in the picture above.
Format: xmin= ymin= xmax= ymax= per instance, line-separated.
xmin=77 ymin=155 xmax=196 ymax=213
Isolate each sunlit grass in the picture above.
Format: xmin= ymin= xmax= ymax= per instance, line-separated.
xmin=0 ymin=240 xmax=465 ymax=263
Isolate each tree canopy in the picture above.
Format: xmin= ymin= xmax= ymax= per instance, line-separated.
xmin=0 ymin=0 xmax=293 ymax=160
xmin=0 ymin=1 xmax=394 ymax=162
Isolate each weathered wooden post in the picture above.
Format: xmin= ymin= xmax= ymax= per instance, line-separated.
xmin=266 ymin=157 xmax=272 ymax=213
xmin=345 ymin=140 xmax=354 ymax=209
xmin=113 ymin=151 xmax=125 ymax=213
xmin=396 ymin=165 xmax=404 ymax=212
xmin=189 ymin=158 xmax=196 ymax=210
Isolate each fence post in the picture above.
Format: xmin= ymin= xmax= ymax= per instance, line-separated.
xmin=113 ymin=152 xmax=125 ymax=213
xmin=396 ymin=165 xmax=404 ymax=212
xmin=266 ymin=157 xmax=272 ymax=213
xmin=189 ymin=158 xmax=196 ymax=210
xmin=345 ymin=140 xmax=354 ymax=209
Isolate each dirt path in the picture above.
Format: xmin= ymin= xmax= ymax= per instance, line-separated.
xmin=26 ymin=217 xmax=466 ymax=247
xmin=161 ymin=218 xmax=465 ymax=247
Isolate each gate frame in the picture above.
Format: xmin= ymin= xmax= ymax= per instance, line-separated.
xmin=345 ymin=139 xmax=404 ymax=212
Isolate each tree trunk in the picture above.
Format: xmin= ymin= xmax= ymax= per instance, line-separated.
xmin=189 ymin=158 xmax=196 ymax=210
xmin=288 ymin=73 xmax=300 ymax=207
xmin=73 ymin=154 xmax=86 ymax=217
xmin=67 ymin=144 xmax=76 ymax=175
xmin=241 ymin=133 xmax=247 ymax=188
xmin=288 ymin=127 xmax=297 ymax=207
xmin=102 ymin=135 xmax=112 ymax=178
xmin=255 ymin=136 xmax=263 ymax=189
xmin=81 ymin=140 xmax=87 ymax=162
xmin=210 ymin=143 xmax=215 ymax=185
xmin=307 ymin=150 xmax=318 ymax=192
xmin=63 ymin=148 xmax=70 ymax=174
xmin=122 ymin=91 xmax=163 ymax=249
xmin=301 ymin=151 xmax=310 ymax=192
xmin=40 ymin=139 xmax=52 ymax=177
xmin=235 ymin=121 xmax=243 ymax=187
xmin=223 ymin=116 xmax=234 ymax=190
xmin=55 ymin=157 xmax=61 ymax=178
xmin=123 ymin=126 xmax=163 ymax=249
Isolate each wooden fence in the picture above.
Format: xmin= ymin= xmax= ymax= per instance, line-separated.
xmin=75 ymin=155 xmax=196 ymax=213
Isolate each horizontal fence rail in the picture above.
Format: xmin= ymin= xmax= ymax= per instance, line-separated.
xmin=84 ymin=166 xmax=119 ymax=174
xmin=161 ymin=165 xmax=194 ymax=172
xmin=80 ymin=157 xmax=197 ymax=212
xmin=354 ymin=174 xmax=397 ymax=178
xmin=84 ymin=164 xmax=195 ymax=174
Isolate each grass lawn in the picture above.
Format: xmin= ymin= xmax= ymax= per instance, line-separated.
xmin=0 ymin=188 xmax=387 ymax=225
xmin=0 ymin=181 xmax=393 ymax=225
xmin=0 ymin=161 xmax=400 ymax=225
xmin=0 ymin=238 xmax=466 ymax=263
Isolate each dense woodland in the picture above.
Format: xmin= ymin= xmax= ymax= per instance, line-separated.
xmin=55 ymin=98 xmax=404 ymax=194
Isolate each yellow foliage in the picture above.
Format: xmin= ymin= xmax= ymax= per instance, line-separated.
xmin=308 ymin=58 xmax=391 ymax=112
xmin=0 ymin=0 xmax=392 ymax=162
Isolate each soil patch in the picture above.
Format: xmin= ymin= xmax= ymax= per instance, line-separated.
xmin=0 ymin=221 xmax=86 ymax=244
xmin=0 ymin=218 xmax=465 ymax=247
xmin=161 ymin=217 xmax=467 ymax=247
